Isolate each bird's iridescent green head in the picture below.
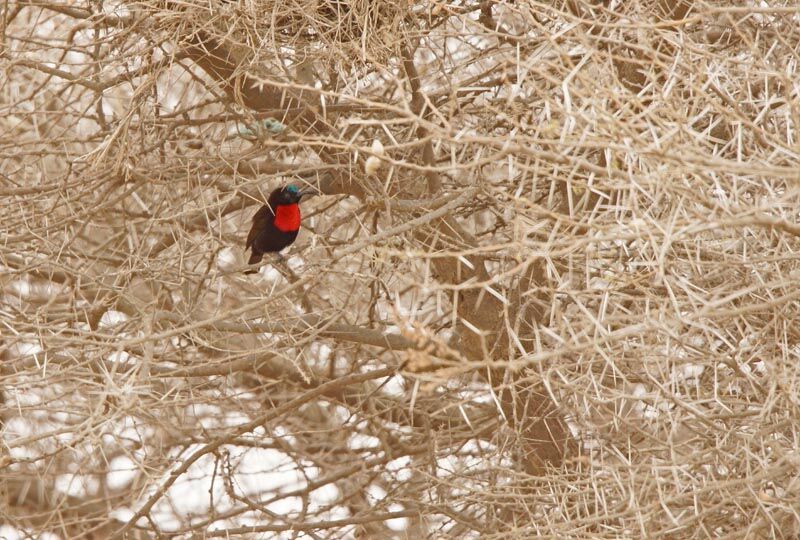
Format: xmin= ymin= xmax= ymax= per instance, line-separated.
xmin=276 ymin=184 xmax=303 ymax=204
xmin=271 ymin=184 xmax=317 ymax=206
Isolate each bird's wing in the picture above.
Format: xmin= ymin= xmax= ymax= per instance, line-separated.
xmin=245 ymin=206 xmax=272 ymax=251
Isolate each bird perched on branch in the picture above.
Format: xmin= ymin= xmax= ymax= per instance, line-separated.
xmin=245 ymin=184 xmax=313 ymax=274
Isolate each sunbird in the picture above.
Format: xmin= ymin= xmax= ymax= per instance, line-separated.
xmin=245 ymin=185 xmax=313 ymax=274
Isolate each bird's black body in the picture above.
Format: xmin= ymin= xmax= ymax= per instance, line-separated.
xmin=245 ymin=185 xmax=307 ymax=274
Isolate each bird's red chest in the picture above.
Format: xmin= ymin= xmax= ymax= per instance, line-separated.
xmin=273 ymin=203 xmax=301 ymax=232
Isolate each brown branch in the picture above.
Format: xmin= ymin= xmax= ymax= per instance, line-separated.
xmin=400 ymin=44 xmax=573 ymax=473
xmin=183 ymin=30 xmax=328 ymax=133
xmin=179 ymin=509 xmax=419 ymax=536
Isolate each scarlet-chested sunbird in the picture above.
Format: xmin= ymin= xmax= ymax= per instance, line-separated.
xmin=245 ymin=185 xmax=312 ymax=273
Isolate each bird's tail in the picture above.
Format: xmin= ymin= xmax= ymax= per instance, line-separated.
xmin=245 ymin=252 xmax=262 ymax=275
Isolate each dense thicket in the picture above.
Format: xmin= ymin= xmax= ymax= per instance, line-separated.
xmin=2 ymin=1 xmax=799 ymax=537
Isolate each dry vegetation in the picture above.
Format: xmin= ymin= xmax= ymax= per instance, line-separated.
xmin=2 ymin=0 xmax=800 ymax=538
